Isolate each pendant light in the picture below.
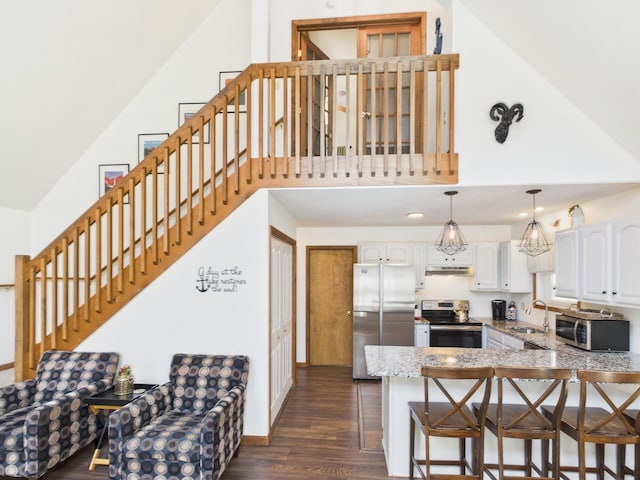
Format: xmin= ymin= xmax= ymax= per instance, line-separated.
xmin=518 ymin=189 xmax=552 ymax=256
xmin=435 ymin=191 xmax=468 ymax=255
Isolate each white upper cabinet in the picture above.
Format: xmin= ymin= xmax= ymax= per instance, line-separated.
xmin=426 ymin=245 xmax=472 ymax=266
xmin=554 ymin=229 xmax=580 ymax=299
xmin=499 ymin=240 xmax=532 ymax=293
xmin=358 ymin=243 xmax=412 ymax=264
xmin=357 ymin=243 xmax=426 ymax=290
xmin=612 ymin=221 xmax=640 ymax=306
xmin=470 ymin=243 xmax=500 ymax=291
xmin=580 ymin=223 xmax=612 ymax=302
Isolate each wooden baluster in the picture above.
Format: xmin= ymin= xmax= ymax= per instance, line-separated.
xmin=73 ymin=228 xmax=80 ymax=318
xmin=282 ymin=66 xmax=289 ymax=177
xmin=28 ymin=264 xmax=36 ymax=369
xmin=222 ymin=99 xmax=228 ymax=204
xmin=198 ymin=114 xmax=205 ymax=225
xmin=151 ymin=159 xmax=159 ymax=265
xmin=409 ymin=60 xmax=416 ymax=173
xmin=210 ymin=105 xmax=217 ymax=215
xmin=117 ymin=187 xmax=124 ymax=294
xmin=106 ymin=200 xmax=113 ymax=303
xmin=331 ymin=64 xmax=337 ymax=175
xmin=163 ymin=146 xmax=170 ymax=255
xmin=294 ymin=66 xmax=301 ymax=176
xmin=435 ymin=58 xmax=442 ymax=174
xmin=188 ymin=120 xmax=197 ymax=235
xmin=174 ymin=137 xmax=181 ymax=246
xmin=94 ymin=207 xmax=102 ymax=311
xmin=345 ymin=64 xmax=351 ymax=175
xmin=449 ymin=65 xmax=456 ymax=175
xmin=139 ymin=169 xmax=147 ymax=275
xmin=246 ymin=79 xmax=253 ymax=182
xmin=306 ymin=67 xmax=313 ymax=176
xmin=370 ymin=63 xmax=377 ymax=175
xmin=84 ymin=217 xmax=91 ymax=318
xmin=423 ymin=59 xmax=429 ymax=174
xmin=270 ymin=67 xmax=276 ymax=177
xmin=396 ymin=60 xmax=403 ymax=175
xmin=39 ymin=256 xmax=47 ymax=357
xmin=383 ymin=61 xmax=390 ymax=175
xmin=258 ymin=68 xmax=264 ymax=178
xmin=50 ymin=247 xmax=57 ymax=348
xmin=62 ymin=238 xmax=70 ymax=335
xmin=319 ymin=64 xmax=326 ymax=177
xmin=234 ymin=82 xmax=241 ymax=190
xmin=357 ymin=63 xmax=364 ymax=176
xmin=128 ymin=177 xmax=135 ymax=284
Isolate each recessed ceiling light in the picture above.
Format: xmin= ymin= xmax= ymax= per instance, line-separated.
xmin=518 ymin=212 xmax=528 ymax=218
xmin=407 ymin=212 xmax=424 ymax=219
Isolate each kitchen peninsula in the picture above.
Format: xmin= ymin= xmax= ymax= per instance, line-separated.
xmin=365 ymin=324 xmax=640 ymax=477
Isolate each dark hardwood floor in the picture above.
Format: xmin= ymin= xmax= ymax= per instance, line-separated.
xmin=2 ymin=365 xmax=390 ymax=479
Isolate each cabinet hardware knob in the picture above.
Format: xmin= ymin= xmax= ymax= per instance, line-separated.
xmin=612 ymin=291 xmax=617 ymax=295
xmin=602 ymin=290 xmax=607 ymax=294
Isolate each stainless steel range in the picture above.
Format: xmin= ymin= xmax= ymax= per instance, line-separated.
xmin=421 ymin=300 xmax=483 ymax=348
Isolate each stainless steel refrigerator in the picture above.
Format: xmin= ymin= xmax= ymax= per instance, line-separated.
xmin=352 ymin=263 xmax=415 ymax=379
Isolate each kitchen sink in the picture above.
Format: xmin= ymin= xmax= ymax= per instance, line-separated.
xmin=509 ymin=326 xmax=542 ymax=334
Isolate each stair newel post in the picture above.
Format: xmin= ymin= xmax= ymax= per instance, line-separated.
xmin=14 ymin=255 xmax=31 ymax=381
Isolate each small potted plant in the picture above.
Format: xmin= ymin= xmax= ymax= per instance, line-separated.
xmin=114 ymin=364 xmax=134 ymax=395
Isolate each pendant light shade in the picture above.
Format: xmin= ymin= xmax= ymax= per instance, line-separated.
xmin=518 ymin=189 xmax=552 ymax=256
xmin=435 ymin=191 xmax=468 ymax=255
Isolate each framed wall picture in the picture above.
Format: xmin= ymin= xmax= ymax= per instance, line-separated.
xmin=178 ymin=102 xmax=210 ymax=144
xmin=219 ymin=71 xmax=245 ymax=113
xmin=138 ymin=132 xmax=169 ymax=174
xmin=98 ymin=163 xmax=130 ymax=203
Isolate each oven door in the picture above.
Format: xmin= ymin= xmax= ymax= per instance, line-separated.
xmin=429 ymin=325 xmax=483 ymax=348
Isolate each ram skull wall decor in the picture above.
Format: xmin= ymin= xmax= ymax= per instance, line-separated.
xmin=489 ymin=102 xmax=524 ymax=143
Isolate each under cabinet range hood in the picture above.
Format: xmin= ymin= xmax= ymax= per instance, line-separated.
xmin=425 ymin=265 xmax=474 ymax=276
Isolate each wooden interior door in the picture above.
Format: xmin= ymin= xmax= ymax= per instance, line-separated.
xmin=307 ymin=247 xmax=357 ymax=365
xmin=357 ymin=23 xmax=423 ymax=155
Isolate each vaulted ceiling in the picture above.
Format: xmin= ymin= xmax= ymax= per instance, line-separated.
xmin=1 ymin=0 xmax=639 ymax=227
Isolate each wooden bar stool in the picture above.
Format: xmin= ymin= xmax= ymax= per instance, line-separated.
xmin=409 ymin=366 xmax=493 ymax=480
xmin=541 ymin=370 xmax=640 ymax=480
xmin=476 ymin=366 xmax=570 ymax=480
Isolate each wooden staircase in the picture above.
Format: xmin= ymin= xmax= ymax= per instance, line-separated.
xmin=14 ymin=54 xmax=460 ymax=380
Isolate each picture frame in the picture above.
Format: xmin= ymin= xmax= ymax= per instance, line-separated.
xmin=178 ymin=102 xmax=210 ymax=144
xmin=138 ymin=132 xmax=169 ymax=174
xmin=219 ymin=71 xmax=246 ymax=113
xmin=98 ymin=163 xmax=130 ymax=203
xmin=138 ymin=133 xmax=169 ymax=163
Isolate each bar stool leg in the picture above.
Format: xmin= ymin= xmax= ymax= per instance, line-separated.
xmin=409 ymin=415 xmax=416 ymax=480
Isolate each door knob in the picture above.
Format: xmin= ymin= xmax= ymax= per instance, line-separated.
xmin=347 ymin=311 xmax=352 ymax=316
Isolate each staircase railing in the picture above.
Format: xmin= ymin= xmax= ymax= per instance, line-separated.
xmin=14 ymin=54 xmax=460 ymax=379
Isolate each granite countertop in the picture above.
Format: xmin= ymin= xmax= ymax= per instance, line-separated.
xmin=368 ymin=319 xmax=640 ymax=380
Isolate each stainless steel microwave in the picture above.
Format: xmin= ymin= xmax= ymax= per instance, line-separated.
xmin=555 ymin=315 xmax=630 ymax=352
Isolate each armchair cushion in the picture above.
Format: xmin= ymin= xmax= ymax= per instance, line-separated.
xmin=0 ymin=350 xmax=119 ymax=478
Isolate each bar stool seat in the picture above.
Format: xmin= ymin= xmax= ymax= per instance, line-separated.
xmin=541 ymin=370 xmax=640 ymax=480
xmin=409 ymin=366 xmax=493 ymax=480
xmin=475 ymin=366 xmax=570 ymax=480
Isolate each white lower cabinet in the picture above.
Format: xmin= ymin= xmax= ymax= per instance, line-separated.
xmin=414 ymin=323 xmax=429 ymax=347
xmin=485 ymin=327 xmax=524 ymax=350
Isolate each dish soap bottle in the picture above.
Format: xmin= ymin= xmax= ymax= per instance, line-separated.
xmin=506 ymin=301 xmax=517 ymax=321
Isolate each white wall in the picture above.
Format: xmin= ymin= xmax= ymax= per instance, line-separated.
xmin=29 ymin=0 xmax=252 ymax=253
xmin=451 ymin=1 xmax=640 ymax=188
xmin=0 ymin=207 xmax=29 ymax=364
xmin=80 ymin=190 xmax=272 ymax=437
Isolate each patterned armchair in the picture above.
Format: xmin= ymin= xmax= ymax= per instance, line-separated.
xmin=108 ymin=354 xmax=250 ymax=480
xmin=0 ymin=350 xmax=120 ymax=478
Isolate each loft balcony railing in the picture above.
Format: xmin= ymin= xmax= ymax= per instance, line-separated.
xmin=14 ymin=54 xmax=460 ymax=379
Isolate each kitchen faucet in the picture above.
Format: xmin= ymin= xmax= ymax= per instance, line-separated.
xmin=526 ymin=299 xmax=550 ymax=333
